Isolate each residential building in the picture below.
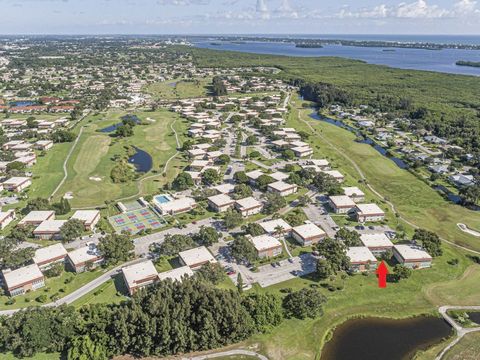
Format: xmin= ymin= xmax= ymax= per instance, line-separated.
xmin=34 ymin=140 xmax=54 ymax=151
xmin=71 ymin=210 xmax=100 ymax=231
xmin=328 ymin=195 xmax=356 ymax=214
xmin=67 ymin=243 xmax=104 ymax=273
xmin=346 ymin=247 xmax=378 ymax=272
xmin=2 ymin=177 xmax=32 ymax=192
xmin=234 ymin=197 xmax=263 ymax=217
xmin=245 ymin=170 xmax=264 ymax=185
xmin=259 ymin=218 xmax=292 ymax=236
xmin=343 ymin=186 xmax=365 ymax=202
xmin=250 ymin=235 xmax=283 ymax=258
xmin=360 ymin=233 xmax=394 ymax=256
xmin=267 ymin=181 xmax=298 ymax=197
xmin=354 ymin=204 xmax=385 ymax=223
xmin=207 ymin=194 xmax=235 ymax=212
xmin=212 ymin=183 xmax=235 ymax=194
xmin=122 ymin=260 xmax=159 ymax=295
xmin=154 ymin=197 xmax=197 ymax=215
xmin=157 ymin=266 xmax=194 ymax=283
xmin=393 ymin=245 xmax=432 ymax=269
xmin=322 ymin=170 xmax=345 ymax=182
xmin=33 ymin=220 xmax=67 ymax=240
xmin=33 ymin=243 xmax=68 ymax=269
xmin=179 ymin=246 xmax=217 ymax=270
xmin=291 ymin=222 xmax=326 ymax=246
xmin=19 ymin=210 xmax=55 ymax=226
xmin=292 ymin=146 xmax=313 ymax=158
xmin=2 ymin=264 xmax=45 ymax=297
xmin=0 ymin=209 xmax=15 ymax=230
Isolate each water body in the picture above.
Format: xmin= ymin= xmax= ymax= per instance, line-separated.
xmin=128 ymin=146 xmax=152 ymax=173
xmin=9 ymin=100 xmax=38 ymax=107
xmin=309 ymin=110 xmax=408 ymax=169
xmin=321 ymin=317 xmax=452 ymax=360
xmin=194 ymin=41 xmax=480 ymax=76
xmin=99 ymin=114 xmax=141 ymax=133
xmin=433 ymin=185 xmax=463 ymax=204
xmin=467 ymin=312 xmax=480 ymax=325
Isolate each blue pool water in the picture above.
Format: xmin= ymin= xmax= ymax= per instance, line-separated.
xmin=154 ymin=195 xmax=171 ymax=204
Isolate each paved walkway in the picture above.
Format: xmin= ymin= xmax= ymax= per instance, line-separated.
xmin=182 ymin=349 xmax=268 ymax=360
xmin=436 ymin=305 xmax=480 ymax=360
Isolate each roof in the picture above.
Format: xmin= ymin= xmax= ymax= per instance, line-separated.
xmin=329 ymin=195 xmax=356 ymax=208
xmin=291 ymin=146 xmax=312 ymax=153
xmin=67 ymin=244 xmax=102 ymax=265
xmin=245 ymin=170 xmax=264 ymax=180
xmin=259 ymin=218 xmax=292 ymax=234
xmin=33 ymin=243 xmax=67 ymax=265
xmin=355 ymin=203 xmax=385 ymax=215
xmin=0 ymin=209 xmax=15 ymax=222
xmin=308 ymin=159 xmax=329 ymax=167
xmin=292 ymin=223 xmax=325 ymax=239
xmin=346 ymin=247 xmax=377 ymax=263
xmin=157 ymin=197 xmax=196 ymax=213
xmin=33 ymin=220 xmax=67 ymax=234
xmin=158 ymin=266 xmax=194 ymax=282
xmin=322 ymin=170 xmax=344 ymax=179
xmin=269 ymin=172 xmax=289 ymax=182
xmin=179 ymin=246 xmax=216 ymax=267
xmin=71 ymin=210 xmax=100 ymax=224
xmin=268 ymin=180 xmax=296 ymax=192
xmin=394 ymin=244 xmax=432 ymax=261
xmin=235 ymin=196 xmax=262 ymax=210
xmin=360 ymin=233 xmax=394 ymax=248
xmin=208 ymin=194 xmax=235 ymax=207
xmin=250 ymin=235 xmax=282 ymax=252
xmin=2 ymin=264 xmax=44 ymax=290
xmin=122 ymin=260 xmax=158 ymax=289
xmin=343 ymin=186 xmax=365 ymax=198
xmin=2 ymin=177 xmax=31 ymax=186
xmin=212 ymin=183 xmax=235 ymax=194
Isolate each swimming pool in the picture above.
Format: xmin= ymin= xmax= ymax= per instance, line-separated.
xmin=154 ymin=194 xmax=172 ymax=204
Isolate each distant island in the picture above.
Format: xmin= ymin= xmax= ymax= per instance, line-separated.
xmin=295 ymin=43 xmax=323 ymax=49
xmin=456 ymin=60 xmax=480 ymax=68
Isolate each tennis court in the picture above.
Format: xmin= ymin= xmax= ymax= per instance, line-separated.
xmin=108 ymin=207 xmax=165 ymax=234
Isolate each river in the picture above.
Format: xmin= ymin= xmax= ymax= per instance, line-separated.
xmin=194 ymin=41 xmax=480 ymax=76
xmin=321 ymin=317 xmax=452 ymax=360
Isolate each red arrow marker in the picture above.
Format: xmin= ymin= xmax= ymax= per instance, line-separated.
xmin=376 ymin=261 xmax=389 ymax=288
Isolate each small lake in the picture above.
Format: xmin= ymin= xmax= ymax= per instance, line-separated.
xmin=9 ymin=100 xmax=38 ymax=107
xmin=99 ymin=114 xmax=141 ymax=133
xmin=467 ymin=312 xmax=480 ymax=325
xmin=321 ymin=317 xmax=452 ymax=360
xmin=434 ymin=185 xmax=463 ymax=204
xmin=128 ymin=146 xmax=152 ymax=173
xmin=309 ymin=110 xmax=408 ymax=169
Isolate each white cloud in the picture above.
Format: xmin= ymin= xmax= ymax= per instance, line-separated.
xmin=395 ymin=0 xmax=448 ymax=18
xmin=156 ymin=0 xmax=209 ymax=5
xmin=453 ymin=0 xmax=480 ymax=15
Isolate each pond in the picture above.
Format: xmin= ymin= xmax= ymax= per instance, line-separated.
xmin=99 ymin=114 xmax=141 ymax=133
xmin=467 ymin=312 xmax=480 ymax=325
xmin=433 ymin=185 xmax=463 ymax=204
xmin=321 ymin=317 xmax=452 ymax=360
xmin=9 ymin=100 xmax=38 ymax=107
xmin=309 ymin=110 xmax=408 ymax=169
xmin=128 ymin=146 xmax=152 ymax=173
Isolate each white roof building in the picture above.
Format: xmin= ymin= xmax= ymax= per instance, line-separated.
xmin=33 ymin=243 xmax=67 ymax=268
xmin=259 ymin=218 xmax=292 ymax=235
xmin=346 ymin=247 xmax=377 ymax=263
xmin=343 ymin=186 xmax=365 ymax=200
xmin=212 ymin=183 xmax=235 ymax=194
xmin=360 ymin=233 xmax=394 ymax=249
xmin=179 ymin=246 xmax=217 ymax=270
xmin=156 ymin=197 xmax=196 ymax=215
xmin=122 ymin=260 xmax=159 ymax=295
xmin=393 ymin=245 xmax=432 ymax=262
xmin=2 ymin=264 xmax=44 ymax=293
xmin=250 ymin=235 xmax=283 ymax=253
xmin=158 ymin=266 xmax=194 ymax=282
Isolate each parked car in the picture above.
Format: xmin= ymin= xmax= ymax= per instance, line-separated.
xmin=288 ymin=258 xmax=294 ymax=263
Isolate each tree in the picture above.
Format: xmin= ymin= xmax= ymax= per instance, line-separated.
xmin=52 ymin=198 xmax=71 ymax=215
xmin=230 ymin=235 xmax=258 ymax=263
xmin=212 ymin=76 xmax=227 ymax=96
xmin=316 ymin=238 xmax=350 ymax=274
xmin=43 ymin=262 xmax=64 ymax=278
xmin=335 ymin=227 xmax=362 ymax=247
xmin=223 ymin=209 xmax=243 ymax=230
xmin=263 ymin=192 xmax=286 ymax=215
xmin=237 ymin=273 xmax=244 ymax=294
xmin=23 ymin=197 xmax=50 ymax=214
xmin=196 ymin=263 xmax=225 ymax=285
xmin=241 ymin=293 xmax=283 ymax=332
xmin=413 ymin=229 xmax=443 ymax=257
xmin=115 ymin=124 xmax=133 ymax=137
xmin=157 ymin=234 xmax=196 ymax=256
xmin=6 ymin=161 xmax=25 ymax=173
xmin=202 ymin=168 xmax=221 ymax=185
xmin=312 ymin=173 xmax=342 ymax=195
xmin=233 ymin=183 xmax=253 ymax=199
xmin=172 ymin=172 xmax=194 ymax=191
xmin=51 ymin=129 xmax=76 ymax=143
xmin=193 ymin=226 xmax=221 ymax=246
xmin=392 ymin=264 xmax=412 ymax=282
xmin=282 ymin=288 xmax=327 ymax=320
xmin=245 ymin=135 xmax=258 ymax=145
xmin=283 ymin=149 xmax=295 ymax=160
xmin=67 ymin=335 xmax=108 ymax=360
xmin=98 ymin=233 xmax=134 ymax=265
xmin=256 ymin=175 xmax=274 ymax=191
xmin=234 ymin=171 xmax=249 ymax=184
xmin=7 ymin=224 xmax=34 ymax=243
xmin=60 ymin=219 xmax=85 ymax=242
xmin=316 ymin=259 xmax=333 ymax=279
xmin=461 ymin=184 xmax=480 ymax=206
xmin=282 ymin=210 xmax=307 ymax=226
xmin=243 ymin=222 xmax=265 ymax=236
xmin=216 ymin=154 xmax=230 ymax=165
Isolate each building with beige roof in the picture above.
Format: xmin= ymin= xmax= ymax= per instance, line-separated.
xmin=121 ymin=260 xmax=159 ymax=295
xmin=179 ymin=246 xmax=217 ymax=270
xmin=292 ymin=222 xmax=326 ymax=246
xmin=2 ymin=264 xmax=45 ymax=297
xmin=249 ymin=235 xmax=283 ymax=258
xmin=33 ymin=243 xmax=67 ymax=269
xmin=234 ymin=197 xmax=263 ymax=217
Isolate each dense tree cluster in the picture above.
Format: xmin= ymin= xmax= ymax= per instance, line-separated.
xmin=412 ymin=229 xmax=443 ymax=257
xmin=298 ymin=82 xmax=352 ymax=108
xmin=211 ymin=76 xmax=227 ymax=96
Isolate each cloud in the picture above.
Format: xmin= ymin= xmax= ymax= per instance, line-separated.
xmin=395 ymin=0 xmax=448 ymax=18
xmin=156 ymin=0 xmax=209 ymax=5
xmin=453 ymin=0 xmax=480 ymax=15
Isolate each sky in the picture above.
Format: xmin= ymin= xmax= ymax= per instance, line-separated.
xmin=0 ymin=0 xmax=479 ymax=35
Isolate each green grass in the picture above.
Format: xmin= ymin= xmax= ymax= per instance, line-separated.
xmin=72 ymin=274 xmax=128 ymax=308
xmin=444 ymin=332 xmax=480 ymax=360
xmin=144 ymin=77 xmax=212 ymax=99
xmin=0 ymin=353 xmax=60 ymax=360
xmin=0 ymin=268 xmax=106 ymax=310
xmin=50 ymin=109 xmax=188 ymax=208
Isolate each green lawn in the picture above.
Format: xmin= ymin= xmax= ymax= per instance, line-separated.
xmin=0 ymin=353 xmax=60 ymax=360
xmin=50 ymin=109 xmax=187 ymax=208
xmin=72 ymin=274 xmax=128 ymax=308
xmin=144 ymin=77 xmax=212 ymax=100
xmin=0 ymin=268 xmax=106 ymax=311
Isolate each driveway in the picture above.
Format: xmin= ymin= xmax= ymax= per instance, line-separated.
xmin=303 ymin=203 xmax=338 ymax=238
